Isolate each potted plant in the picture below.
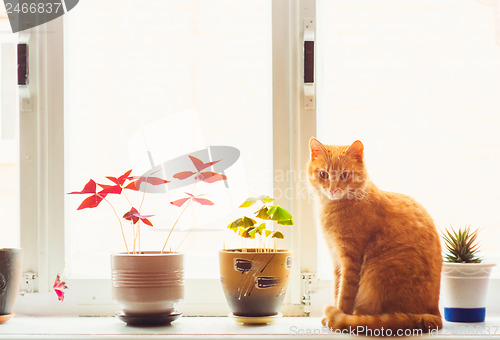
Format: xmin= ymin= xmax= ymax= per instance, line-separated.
xmin=220 ymin=196 xmax=293 ymax=324
xmin=69 ymin=155 xmax=226 ymax=325
xmin=441 ymin=226 xmax=495 ymax=322
xmin=0 ymin=248 xmax=23 ymax=323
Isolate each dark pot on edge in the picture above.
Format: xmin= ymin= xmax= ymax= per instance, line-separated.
xmin=0 ymin=248 xmax=23 ymax=318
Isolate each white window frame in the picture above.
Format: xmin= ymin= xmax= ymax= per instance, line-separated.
xmin=22 ymin=0 xmax=500 ymax=320
xmin=19 ymin=0 xmax=319 ymax=316
xmin=19 ymin=17 xmax=65 ymax=295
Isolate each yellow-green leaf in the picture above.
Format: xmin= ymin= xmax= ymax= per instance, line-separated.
xmin=272 ymin=231 xmax=284 ymax=239
xmin=239 ymin=195 xmax=275 ymax=208
xmin=248 ymin=227 xmax=259 ymax=237
xmin=256 ymin=207 xmax=270 ymax=220
xmin=256 ymin=223 xmax=266 ymax=231
xmin=242 ymin=216 xmax=256 ymax=227
xmin=267 ymin=206 xmax=294 ymax=225
xmin=241 ymin=227 xmax=255 ymax=239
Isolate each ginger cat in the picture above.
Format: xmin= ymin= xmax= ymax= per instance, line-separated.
xmin=308 ymin=138 xmax=442 ymax=333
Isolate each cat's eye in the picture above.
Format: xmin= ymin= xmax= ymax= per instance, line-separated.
xmin=340 ymin=172 xmax=349 ymax=181
xmin=319 ymin=170 xmax=329 ymax=179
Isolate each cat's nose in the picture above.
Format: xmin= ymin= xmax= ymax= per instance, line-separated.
xmin=330 ymin=187 xmax=340 ymax=194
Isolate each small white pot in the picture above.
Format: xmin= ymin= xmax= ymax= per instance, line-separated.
xmin=111 ymin=252 xmax=184 ymax=316
xmin=441 ymin=262 xmax=495 ymax=322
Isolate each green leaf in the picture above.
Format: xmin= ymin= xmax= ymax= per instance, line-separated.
xmin=239 ymin=195 xmax=275 ymax=208
xmin=241 ymin=227 xmax=255 ymax=239
xmin=227 ymin=218 xmax=241 ymax=229
xmin=256 ymin=207 xmax=270 ymax=220
xmin=227 ymin=216 xmax=256 ymax=230
xmin=239 ymin=200 xmax=255 ymax=208
xmin=267 ymin=206 xmax=294 ymax=225
xmin=248 ymin=227 xmax=258 ymax=237
xmin=256 ymin=223 xmax=266 ymax=231
xmin=227 ymin=219 xmax=241 ymax=232
xmin=248 ymin=223 xmax=266 ymax=237
xmin=242 ymin=216 xmax=256 ymax=227
xmin=271 ymin=231 xmax=284 ymax=239
xmin=442 ymin=225 xmax=482 ymax=263
xmin=264 ymin=230 xmax=272 ymax=237
xmin=277 ymin=219 xmax=294 ymax=226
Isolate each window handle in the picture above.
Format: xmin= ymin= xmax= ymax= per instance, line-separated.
xmin=18 ymin=32 xmax=32 ymax=112
xmin=304 ymin=19 xmax=315 ymax=109
xmin=17 ymin=43 xmax=28 ymax=86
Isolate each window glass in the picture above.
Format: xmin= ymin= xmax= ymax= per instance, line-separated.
xmin=317 ymin=0 xmax=500 ymax=278
xmin=64 ymin=0 xmax=272 ymax=279
xmin=0 ymin=22 xmax=19 ymax=248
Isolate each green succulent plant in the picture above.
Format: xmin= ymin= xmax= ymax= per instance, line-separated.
xmin=227 ymin=196 xmax=293 ymax=250
xmin=442 ymin=226 xmax=482 ymax=263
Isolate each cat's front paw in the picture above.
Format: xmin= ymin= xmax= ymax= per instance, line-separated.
xmin=337 ymin=298 xmax=355 ymax=315
xmin=321 ymin=305 xmax=343 ymax=329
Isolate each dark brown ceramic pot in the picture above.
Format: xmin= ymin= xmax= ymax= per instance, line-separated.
xmin=111 ymin=252 xmax=184 ymax=316
xmin=219 ymin=248 xmax=292 ymax=317
xmin=0 ymin=248 xmax=23 ymax=317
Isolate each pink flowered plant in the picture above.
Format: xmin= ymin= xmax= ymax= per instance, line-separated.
xmin=162 ymin=156 xmax=227 ymax=252
xmin=68 ymin=156 xmax=227 ymax=254
xmin=53 ymin=274 xmax=68 ymax=302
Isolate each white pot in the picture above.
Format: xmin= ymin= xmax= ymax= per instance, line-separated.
xmin=441 ymin=262 xmax=495 ymax=322
xmin=111 ymin=252 xmax=184 ymax=316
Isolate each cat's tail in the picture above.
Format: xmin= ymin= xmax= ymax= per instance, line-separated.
xmin=322 ymin=306 xmax=443 ymax=335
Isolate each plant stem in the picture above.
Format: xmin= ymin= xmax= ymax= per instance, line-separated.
xmin=119 ymin=187 xmax=137 ymax=253
xmin=126 ymin=172 xmax=155 ymax=252
xmin=121 ymin=189 xmax=135 ymax=209
xmin=138 ymin=183 xmax=147 ymax=213
xmin=133 ymin=223 xmax=137 ymax=254
xmin=136 ymin=182 xmax=148 ymax=253
xmin=175 ymin=226 xmax=193 ymax=252
xmin=162 ymin=178 xmax=198 ymax=253
xmin=175 ymin=199 xmax=198 ymax=252
xmin=101 ymin=195 xmax=129 ymax=254
xmin=161 ymin=199 xmax=192 ymax=253
xmin=138 ymin=222 xmax=141 ymax=253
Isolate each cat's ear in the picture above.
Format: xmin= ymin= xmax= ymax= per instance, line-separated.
xmin=347 ymin=140 xmax=364 ymax=162
xmin=310 ymin=137 xmax=327 ymax=160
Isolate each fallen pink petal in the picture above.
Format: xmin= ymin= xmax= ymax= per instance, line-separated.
xmin=53 ymin=274 xmax=68 ymax=302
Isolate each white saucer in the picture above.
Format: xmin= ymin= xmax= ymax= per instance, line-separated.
xmin=229 ymin=312 xmax=282 ymax=325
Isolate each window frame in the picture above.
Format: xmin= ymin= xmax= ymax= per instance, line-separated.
xmin=19 ymin=17 xmax=65 ymax=295
xmin=19 ymin=0 xmax=319 ymax=316
xmin=21 ymin=0 xmax=500 ymax=320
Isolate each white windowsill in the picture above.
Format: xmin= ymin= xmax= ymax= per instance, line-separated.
xmin=2 ymin=316 xmax=500 ymax=340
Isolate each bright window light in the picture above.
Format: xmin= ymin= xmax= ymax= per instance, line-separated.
xmin=317 ymin=0 xmax=500 ymax=279
xmin=64 ymin=0 xmax=272 ymax=279
xmin=0 ymin=26 xmax=19 ymax=249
